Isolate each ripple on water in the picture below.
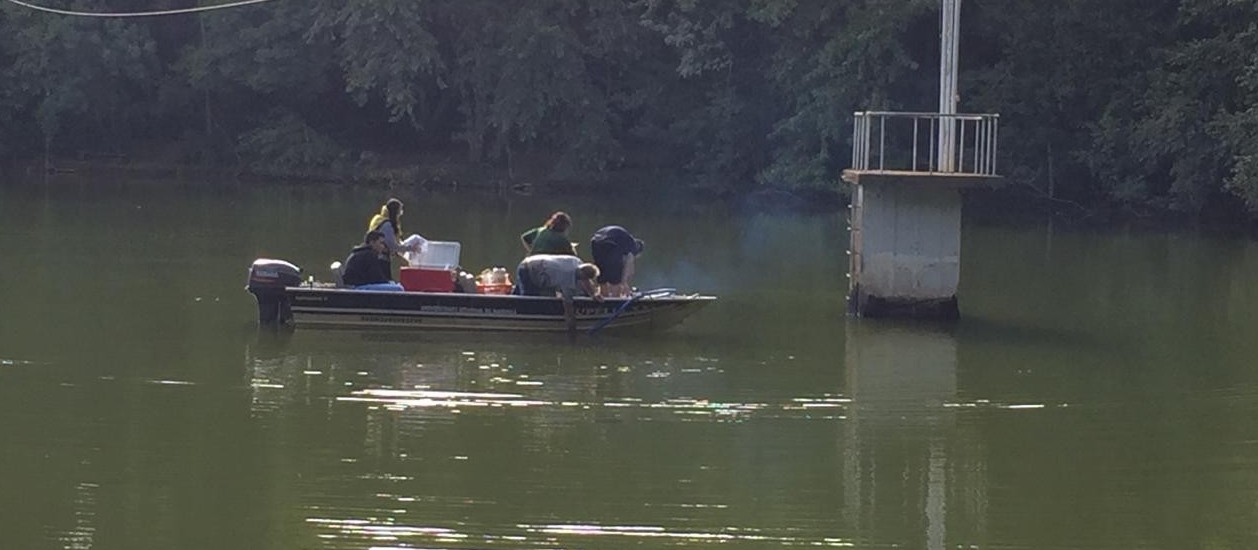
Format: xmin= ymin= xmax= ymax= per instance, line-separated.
xmin=338 ymin=389 xmax=850 ymax=422
xmin=303 ymin=515 xmax=869 ymax=548
xmin=0 ymin=358 xmax=45 ymax=368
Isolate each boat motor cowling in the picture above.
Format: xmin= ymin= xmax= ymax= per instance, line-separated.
xmin=247 ymin=258 xmax=302 ymax=325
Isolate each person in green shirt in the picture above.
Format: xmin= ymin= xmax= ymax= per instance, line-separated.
xmin=520 ymin=211 xmax=578 ymax=256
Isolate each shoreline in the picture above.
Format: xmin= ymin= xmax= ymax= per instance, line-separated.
xmin=1 ymin=155 xmax=849 ymax=214
xmin=5 ymin=156 xmax=1257 ymax=234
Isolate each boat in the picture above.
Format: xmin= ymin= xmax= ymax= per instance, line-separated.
xmin=246 ymin=258 xmax=715 ymax=333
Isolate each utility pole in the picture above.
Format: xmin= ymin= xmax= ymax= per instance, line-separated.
xmin=938 ymin=0 xmax=961 ymax=171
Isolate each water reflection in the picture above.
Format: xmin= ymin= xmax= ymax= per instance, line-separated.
xmin=63 ymin=482 xmax=98 ymax=550
xmin=244 ymin=323 xmax=991 ymax=550
xmin=244 ymin=331 xmax=853 ymax=548
xmin=244 ymin=324 xmax=988 ymax=549
xmin=843 ymin=320 xmax=985 ymax=549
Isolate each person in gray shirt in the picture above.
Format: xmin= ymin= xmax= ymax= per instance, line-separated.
xmin=516 ymin=254 xmax=602 ymax=332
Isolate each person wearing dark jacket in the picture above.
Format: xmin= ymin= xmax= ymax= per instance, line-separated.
xmin=589 ymin=225 xmax=644 ymax=297
xmin=342 ymin=231 xmax=404 ymax=291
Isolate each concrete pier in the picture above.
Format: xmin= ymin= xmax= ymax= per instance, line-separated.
xmin=842 ymin=170 xmax=997 ymax=319
xmin=841 ymin=0 xmax=1002 ymax=319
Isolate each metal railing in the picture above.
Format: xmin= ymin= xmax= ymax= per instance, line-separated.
xmin=851 ymin=111 xmax=999 ymax=175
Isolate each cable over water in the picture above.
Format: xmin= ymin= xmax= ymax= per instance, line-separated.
xmin=1 ymin=0 xmax=276 ymax=18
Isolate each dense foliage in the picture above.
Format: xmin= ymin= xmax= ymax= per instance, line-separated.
xmin=1 ymin=0 xmax=1257 ymax=219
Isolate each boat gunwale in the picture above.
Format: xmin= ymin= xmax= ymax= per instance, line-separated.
xmin=284 ymin=285 xmax=717 ymax=303
xmin=280 ymin=285 xmax=716 ymax=332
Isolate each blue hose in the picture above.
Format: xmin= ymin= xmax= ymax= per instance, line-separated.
xmin=587 ymin=288 xmax=675 ymax=335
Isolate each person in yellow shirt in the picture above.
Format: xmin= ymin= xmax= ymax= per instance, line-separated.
xmin=367 ymin=198 xmax=423 ymax=274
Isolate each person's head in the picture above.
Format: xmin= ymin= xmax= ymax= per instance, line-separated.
xmin=364 ymin=230 xmax=387 ymax=253
xmin=384 ymin=198 xmax=404 ymax=217
xmin=577 ymin=263 xmax=600 ymax=281
xmin=382 ymin=197 xmax=404 ymax=233
xmin=544 ymin=211 xmax=571 ymax=233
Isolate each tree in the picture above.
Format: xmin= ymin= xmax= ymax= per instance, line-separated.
xmin=962 ymin=0 xmax=1180 ymax=208
xmin=446 ymin=1 xmax=648 ymax=178
xmin=1169 ymin=0 xmax=1258 ymax=213
xmin=0 ymin=1 xmax=158 ymax=161
xmin=177 ymin=0 xmax=344 ymax=171
xmin=756 ymin=0 xmax=936 ymax=189
xmin=309 ymin=0 xmax=446 ymax=126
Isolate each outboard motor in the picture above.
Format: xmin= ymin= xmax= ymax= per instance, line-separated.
xmin=246 ymin=258 xmax=302 ymax=325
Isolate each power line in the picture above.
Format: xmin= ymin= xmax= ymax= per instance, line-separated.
xmin=1 ymin=0 xmax=277 ymax=18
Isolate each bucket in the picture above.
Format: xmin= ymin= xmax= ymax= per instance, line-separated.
xmin=476 ymin=266 xmax=512 ymax=294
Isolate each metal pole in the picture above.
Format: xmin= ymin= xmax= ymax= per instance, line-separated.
xmin=991 ymin=119 xmax=998 ymax=174
xmin=929 ymin=117 xmax=937 ymax=171
xmin=938 ymin=0 xmax=961 ymax=171
xmin=864 ymin=115 xmax=873 ymax=170
xmin=879 ymin=116 xmax=886 ymax=171
xmin=979 ymin=118 xmax=988 ymax=174
xmin=855 ymin=113 xmax=865 ymax=169
xmin=984 ymin=117 xmax=993 ymax=174
xmin=971 ymin=120 xmax=979 ymax=172
xmin=912 ymin=117 xmax=920 ymax=171
xmin=958 ymin=120 xmax=966 ymax=172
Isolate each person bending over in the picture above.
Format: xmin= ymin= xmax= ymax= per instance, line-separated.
xmin=516 ymin=254 xmax=602 ymax=332
xmin=342 ymin=231 xmax=404 ymax=291
xmin=589 ymin=225 xmax=644 ymax=298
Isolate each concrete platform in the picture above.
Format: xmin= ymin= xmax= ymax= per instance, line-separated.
xmin=842 ymin=169 xmax=1003 ymax=189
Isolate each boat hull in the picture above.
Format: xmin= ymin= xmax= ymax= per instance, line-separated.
xmin=282 ymin=287 xmax=714 ymax=333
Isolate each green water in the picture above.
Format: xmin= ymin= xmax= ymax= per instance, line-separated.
xmin=1 ymin=180 xmax=1257 ymax=549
